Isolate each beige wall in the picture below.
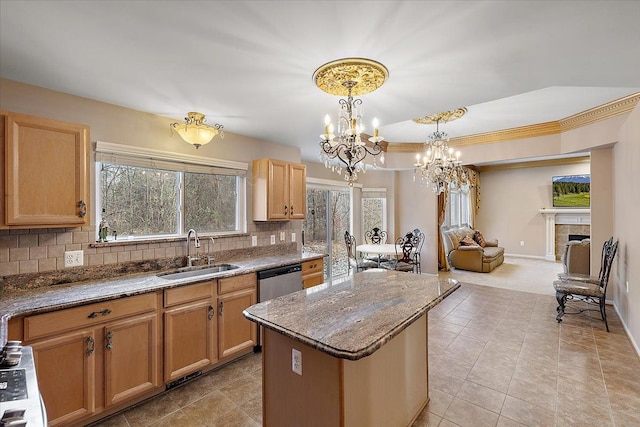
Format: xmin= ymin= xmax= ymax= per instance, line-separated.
xmin=589 ymin=148 xmax=614 ymax=275
xmin=0 ymin=78 xmax=302 ymax=277
xmin=475 ymin=162 xmax=590 ymax=257
xmin=612 ymin=104 xmax=640 ymax=352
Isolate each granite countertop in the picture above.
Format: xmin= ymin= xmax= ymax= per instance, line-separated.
xmin=0 ymin=251 xmax=325 ymax=347
xmin=243 ymin=269 xmax=461 ymax=360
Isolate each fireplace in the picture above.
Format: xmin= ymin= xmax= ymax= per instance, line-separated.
xmin=539 ymin=208 xmax=590 ymax=261
xmin=569 ymin=234 xmax=590 ymax=241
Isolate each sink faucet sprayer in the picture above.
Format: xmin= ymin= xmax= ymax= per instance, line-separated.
xmin=186 ymin=229 xmax=200 ymax=267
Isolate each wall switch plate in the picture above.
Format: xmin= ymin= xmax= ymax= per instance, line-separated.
xmin=291 ymin=232 xmax=296 ymax=243
xmin=270 ymin=235 xmax=276 ymax=245
xmin=292 ymin=348 xmax=302 ymax=375
xmin=627 ymin=280 xmax=630 ymax=293
xmin=520 ymin=241 xmax=525 ymax=246
xmin=280 ymin=231 xmax=286 ymax=241
xmin=251 ymin=236 xmax=258 ymax=246
xmin=64 ymin=250 xmax=84 ymax=267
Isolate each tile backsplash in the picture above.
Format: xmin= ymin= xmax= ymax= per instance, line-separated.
xmin=0 ymin=221 xmax=301 ymax=278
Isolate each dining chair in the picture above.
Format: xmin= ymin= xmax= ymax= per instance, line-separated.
xmin=345 ymin=231 xmax=377 ymax=275
xmin=381 ymin=234 xmax=416 ymax=273
xmin=553 ymin=237 xmax=618 ymax=332
xmin=412 ymin=228 xmax=425 ymax=274
xmin=364 ymin=227 xmax=389 ymax=264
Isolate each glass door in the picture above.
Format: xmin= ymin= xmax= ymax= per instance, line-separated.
xmin=303 ymin=186 xmax=351 ymax=279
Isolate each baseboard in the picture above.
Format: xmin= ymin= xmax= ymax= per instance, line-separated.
xmin=504 ymin=253 xmax=548 ymax=260
xmin=613 ymin=301 xmax=640 ymax=358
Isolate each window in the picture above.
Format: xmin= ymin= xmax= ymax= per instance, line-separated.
xmin=96 ymin=142 xmax=247 ymax=240
xmin=445 ymin=185 xmax=470 ymax=227
xmin=362 ymin=188 xmax=387 ymax=237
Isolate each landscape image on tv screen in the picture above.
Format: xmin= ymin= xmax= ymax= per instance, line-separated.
xmin=552 ymin=174 xmax=590 ymax=207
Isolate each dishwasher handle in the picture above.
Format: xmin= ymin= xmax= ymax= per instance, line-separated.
xmin=258 ymin=264 xmax=302 ymax=280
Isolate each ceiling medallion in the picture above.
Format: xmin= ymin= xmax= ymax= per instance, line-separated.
xmin=413 ymin=107 xmax=468 ymax=125
xmin=313 ymin=58 xmax=389 ymax=97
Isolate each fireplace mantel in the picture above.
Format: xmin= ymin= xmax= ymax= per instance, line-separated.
xmin=539 ymin=208 xmax=590 ymax=261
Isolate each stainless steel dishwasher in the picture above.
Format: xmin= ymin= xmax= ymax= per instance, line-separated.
xmin=256 ymin=264 xmax=302 ymax=349
xmin=257 ymin=264 xmax=303 ymax=303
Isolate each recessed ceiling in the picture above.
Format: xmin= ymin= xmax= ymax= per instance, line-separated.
xmin=1 ymin=1 xmax=639 ymax=162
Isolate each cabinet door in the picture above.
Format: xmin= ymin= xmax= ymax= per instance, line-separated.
xmin=218 ymin=288 xmax=257 ymax=359
xmin=164 ymin=300 xmax=217 ymax=382
xmin=2 ymin=112 xmax=89 ymax=228
xmin=302 ymin=259 xmax=324 ymax=289
xmin=104 ymin=312 xmax=160 ymax=407
xmin=268 ymin=159 xmax=290 ymax=220
xmin=31 ymin=330 xmax=96 ymax=426
xmin=288 ymin=163 xmax=306 ymax=219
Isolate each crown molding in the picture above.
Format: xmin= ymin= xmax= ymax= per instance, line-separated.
xmin=475 ymin=155 xmax=590 ymax=172
xmin=386 ymin=93 xmax=640 ymax=153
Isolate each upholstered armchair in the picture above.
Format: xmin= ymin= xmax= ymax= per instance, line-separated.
xmin=441 ymin=225 xmax=504 ymax=273
xmin=560 ymin=239 xmax=590 ymax=276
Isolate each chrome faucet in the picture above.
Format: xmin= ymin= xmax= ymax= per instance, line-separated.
xmin=186 ymin=229 xmax=200 ymax=267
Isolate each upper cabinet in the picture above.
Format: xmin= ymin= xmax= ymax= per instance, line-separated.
xmin=252 ymin=158 xmax=306 ymax=221
xmin=1 ymin=111 xmax=90 ymax=228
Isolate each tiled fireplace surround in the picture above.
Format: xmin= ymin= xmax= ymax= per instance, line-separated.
xmin=0 ymin=221 xmax=301 ymax=289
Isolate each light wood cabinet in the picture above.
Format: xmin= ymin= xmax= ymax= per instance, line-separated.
xmin=163 ymin=282 xmax=217 ymax=382
xmin=252 ymin=158 xmax=306 ymax=220
xmin=0 ymin=111 xmax=90 ymax=228
xmin=23 ymin=293 xmax=161 ymax=426
xmin=217 ymin=274 xmax=258 ymax=359
xmin=302 ymin=258 xmax=325 ymax=289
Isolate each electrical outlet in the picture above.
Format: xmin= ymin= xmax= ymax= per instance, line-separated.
xmin=520 ymin=241 xmax=525 ymax=246
xmin=280 ymin=231 xmax=286 ymax=241
xmin=292 ymin=348 xmax=302 ymax=375
xmin=270 ymin=235 xmax=276 ymax=245
xmin=64 ymin=250 xmax=84 ymax=267
xmin=291 ymin=232 xmax=296 ymax=243
xmin=251 ymin=236 xmax=258 ymax=246
xmin=627 ymin=281 xmax=630 ymax=293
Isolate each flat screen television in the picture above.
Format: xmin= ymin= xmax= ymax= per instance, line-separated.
xmin=552 ymin=174 xmax=590 ymax=207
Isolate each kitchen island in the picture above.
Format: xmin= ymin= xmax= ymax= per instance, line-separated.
xmin=243 ymin=269 xmax=461 ymax=427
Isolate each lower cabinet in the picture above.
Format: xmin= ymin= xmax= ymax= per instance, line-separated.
xmin=163 ymin=281 xmax=218 ymax=382
xmin=218 ymin=274 xmax=258 ymax=359
xmin=23 ymin=293 xmax=161 ymax=426
xmin=302 ymin=258 xmax=324 ymax=289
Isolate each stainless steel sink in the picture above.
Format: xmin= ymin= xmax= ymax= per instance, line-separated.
xmin=157 ymin=263 xmax=240 ymax=280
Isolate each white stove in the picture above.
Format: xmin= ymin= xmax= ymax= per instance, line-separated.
xmin=1 ymin=343 xmax=47 ymax=427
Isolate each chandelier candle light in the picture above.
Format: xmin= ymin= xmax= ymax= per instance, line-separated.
xmin=170 ymin=112 xmax=224 ymax=149
xmin=314 ymin=58 xmax=388 ymax=185
xmin=413 ymin=108 xmax=468 ymax=194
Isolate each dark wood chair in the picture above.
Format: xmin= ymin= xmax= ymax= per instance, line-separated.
xmin=345 ymin=231 xmax=377 ymax=275
xmin=553 ymin=237 xmax=618 ymax=332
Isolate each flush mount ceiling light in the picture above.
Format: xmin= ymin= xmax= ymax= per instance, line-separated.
xmin=170 ymin=112 xmax=224 ymax=149
xmin=413 ymin=107 xmax=468 ymax=194
xmin=314 ymin=58 xmax=388 ymax=186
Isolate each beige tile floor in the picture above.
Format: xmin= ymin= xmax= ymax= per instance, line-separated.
xmin=92 ymin=259 xmax=640 ymax=427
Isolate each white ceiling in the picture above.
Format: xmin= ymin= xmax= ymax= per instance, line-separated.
xmin=1 ymin=1 xmax=639 ymax=163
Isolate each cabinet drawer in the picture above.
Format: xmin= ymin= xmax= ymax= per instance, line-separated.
xmin=303 ymin=273 xmax=324 ymax=289
xmin=302 ymin=259 xmax=323 ymax=275
xmin=24 ymin=293 xmax=158 ymax=341
xmin=218 ymin=273 xmax=256 ymax=295
xmin=164 ymin=281 xmax=214 ymax=307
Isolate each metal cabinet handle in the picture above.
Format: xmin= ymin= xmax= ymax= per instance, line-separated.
xmin=218 ymin=301 xmax=224 ymax=316
xmin=86 ymin=336 xmax=95 ymax=356
xmin=106 ymin=331 xmax=113 ymax=350
xmin=78 ymin=200 xmax=87 ymax=218
xmin=88 ymin=308 xmax=112 ymax=319
xmin=291 ymin=205 xmax=294 ymax=214
xmin=284 ymin=205 xmax=288 ymax=214
xmin=208 ymin=305 xmax=215 ymax=320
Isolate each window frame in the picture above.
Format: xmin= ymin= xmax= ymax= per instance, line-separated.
xmin=445 ymin=184 xmax=471 ymax=228
xmin=95 ymin=141 xmax=247 ymax=241
xmin=361 ymin=188 xmax=388 ymax=240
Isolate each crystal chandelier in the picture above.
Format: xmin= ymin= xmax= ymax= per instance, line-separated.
xmin=313 ymin=58 xmax=388 ymax=185
xmin=413 ymin=108 xmax=468 ymax=194
xmin=170 ymin=112 xmax=224 ymax=149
